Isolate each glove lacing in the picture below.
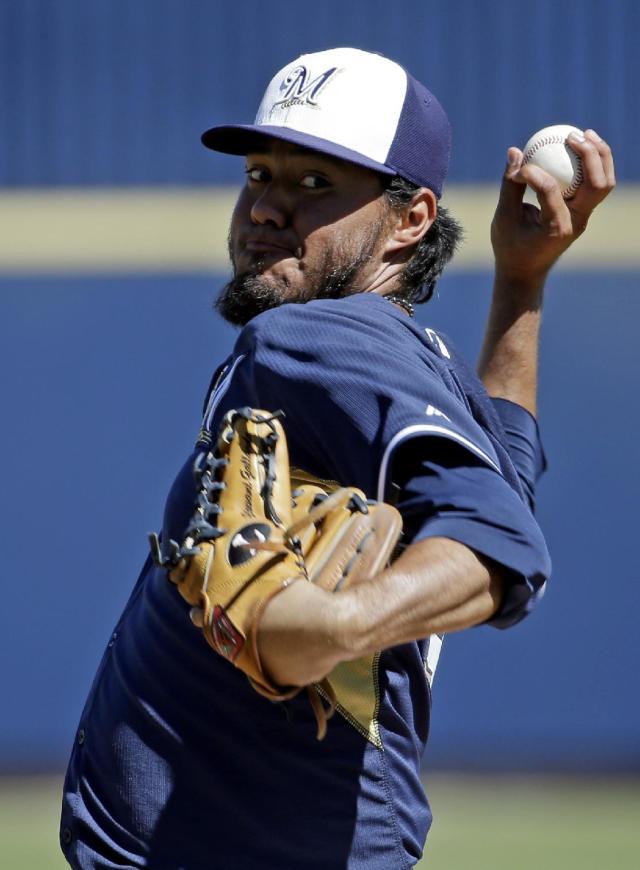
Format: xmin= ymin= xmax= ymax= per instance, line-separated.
xmin=150 ymin=407 xmax=342 ymax=741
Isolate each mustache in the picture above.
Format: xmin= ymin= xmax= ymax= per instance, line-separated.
xmin=229 ymin=229 xmax=302 ymax=261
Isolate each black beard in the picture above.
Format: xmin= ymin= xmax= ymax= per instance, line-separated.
xmin=215 ymin=258 xmax=362 ymax=327
xmin=216 ymin=218 xmax=387 ymax=327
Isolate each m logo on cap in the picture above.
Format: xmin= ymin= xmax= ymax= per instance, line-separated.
xmin=273 ymin=64 xmax=339 ymax=110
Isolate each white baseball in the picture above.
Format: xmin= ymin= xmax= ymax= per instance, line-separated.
xmin=521 ymin=124 xmax=584 ymax=198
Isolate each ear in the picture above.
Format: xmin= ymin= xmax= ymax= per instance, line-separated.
xmin=382 ymin=188 xmax=438 ymax=260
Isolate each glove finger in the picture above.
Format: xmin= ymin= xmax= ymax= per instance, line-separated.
xmin=220 ymin=409 xmax=294 ymax=530
xmin=303 ymin=495 xmax=402 ymax=591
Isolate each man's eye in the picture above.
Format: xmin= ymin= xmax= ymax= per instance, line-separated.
xmin=245 ymin=167 xmax=269 ymax=183
xmin=300 ymin=174 xmax=330 ymax=190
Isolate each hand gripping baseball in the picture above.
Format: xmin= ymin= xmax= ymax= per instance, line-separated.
xmin=149 ymin=408 xmax=402 ymax=739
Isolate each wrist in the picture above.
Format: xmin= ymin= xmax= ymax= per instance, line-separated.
xmin=330 ymin=587 xmax=369 ymax=660
xmin=492 ymin=268 xmax=546 ymax=302
xmin=330 ymin=582 xmax=387 ymax=662
xmin=257 ymin=582 xmax=348 ymax=686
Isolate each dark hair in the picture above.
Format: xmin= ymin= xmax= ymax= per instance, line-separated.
xmin=382 ymin=175 xmax=463 ymax=304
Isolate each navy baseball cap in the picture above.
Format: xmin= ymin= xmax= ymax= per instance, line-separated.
xmin=201 ymin=47 xmax=451 ymax=199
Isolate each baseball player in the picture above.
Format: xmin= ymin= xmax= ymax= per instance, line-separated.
xmin=60 ymin=48 xmax=614 ymax=869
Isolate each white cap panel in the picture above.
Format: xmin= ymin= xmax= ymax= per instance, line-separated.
xmin=254 ymin=48 xmax=407 ymax=164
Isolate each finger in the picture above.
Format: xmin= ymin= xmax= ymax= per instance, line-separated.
xmin=584 ymin=129 xmax=616 ymax=187
xmin=190 ymin=607 xmax=204 ymax=628
xmin=566 ymin=132 xmax=608 ymax=196
xmin=514 ymin=162 xmax=573 ymax=234
xmin=562 ymin=133 xmax=613 ymax=227
xmin=494 ymin=148 xmax=526 ymax=220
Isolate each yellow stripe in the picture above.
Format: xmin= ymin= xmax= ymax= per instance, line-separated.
xmin=0 ymin=188 xmax=237 ymax=273
xmin=441 ymin=185 xmax=639 ymax=270
xmin=0 ymin=185 xmax=636 ymax=273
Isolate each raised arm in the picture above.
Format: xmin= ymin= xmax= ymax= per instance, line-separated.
xmin=478 ymin=130 xmax=615 ymax=415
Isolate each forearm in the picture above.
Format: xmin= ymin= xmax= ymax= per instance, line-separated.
xmin=477 ymin=276 xmax=544 ymax=416
xmin=481 ymin=130 xmax=614 ymax=414
xmin=337 ymin=536 xmax=503 ymax=655
xmin=257 ymin=536 xmax=504 ymax=687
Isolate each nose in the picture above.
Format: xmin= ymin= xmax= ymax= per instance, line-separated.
xmin=250 ymin=184 xmax=290 ymax=229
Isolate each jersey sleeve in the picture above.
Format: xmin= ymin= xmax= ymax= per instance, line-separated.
xmin=392 ymin=439 xmax=550 ymax=629
xmin=490 ymin=398 xmax=547 ymax=512
xmin=229 ymin=297 xmax=506 ymax=496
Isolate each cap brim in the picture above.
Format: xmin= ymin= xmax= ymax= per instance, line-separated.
xmin=201 ymin=124 xmax=397 ymax=178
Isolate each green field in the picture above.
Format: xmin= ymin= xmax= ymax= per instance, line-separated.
xmin=419 ymin=774 xmax=640 ymax=869
xmin=3 ymin=774 xmax=639 ymax=868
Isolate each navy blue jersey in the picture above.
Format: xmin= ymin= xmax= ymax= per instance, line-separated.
xmin=61 ymin=293 xmax=550 ymax=869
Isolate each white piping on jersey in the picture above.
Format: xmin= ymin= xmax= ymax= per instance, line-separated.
xmin=376 ymin=423 xmax=501 ymax=502
xmin=528 ymin=581 xmax=547 ymax=605
xmin=376 ymin=425 xmax=498 ymax=692
xmin=375 ymin=426 xmax=499 ymax=693
xmin=424 ymin=634 xmax=443 ymax=686
xmin=202 ymin=354 xmax=246 ymax=432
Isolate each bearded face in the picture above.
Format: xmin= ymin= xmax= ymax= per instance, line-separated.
xmin=215 ymin=140 xmax=393 ymax=327
xmin=217 ymin=213 xmax=389 ymax=326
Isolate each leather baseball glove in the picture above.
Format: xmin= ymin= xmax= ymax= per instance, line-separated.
xmin=149 ymin=407 xmax=402 ymax=739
